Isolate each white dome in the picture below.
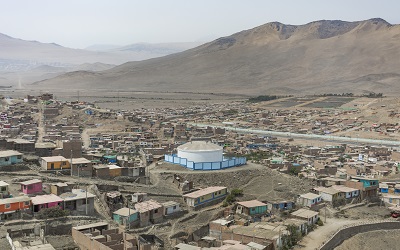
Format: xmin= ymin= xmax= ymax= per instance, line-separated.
xmin=177 ymin=141 xmax=223 ymax=163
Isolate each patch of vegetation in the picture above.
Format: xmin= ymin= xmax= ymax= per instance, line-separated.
xmin=363 ymin=92 xmax=383 ymax=98
xmin=242 ymin=151 xmax=273 ymax=162
xmin=247 ymin=95 xmax=281 ymax=103
xmin=36 ymin=206 xmax=69 ymax=219
xmin=281 ymin=224 xmax=302 ymax=250
xmin=222 ymin=189 xmax=244 ymax=207
xmin=316 ymin=93 xmax=355 ymax=97
xmin=317 ymin=218 xmax=324 ymax=226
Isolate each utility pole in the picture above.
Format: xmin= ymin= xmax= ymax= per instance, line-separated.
xmin=85 ymin=185 xmax=88 ymax=215
xmin=128 ymin=199 xmax=131 ymax=230
xmin=324 ymin=203 xmax=327 ymax=223
xmin=70 ymin=149 xmax=73 ymax=177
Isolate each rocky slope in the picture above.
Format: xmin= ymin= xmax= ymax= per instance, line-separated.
xmin=32 ymin=18 xmax=400 ymax=95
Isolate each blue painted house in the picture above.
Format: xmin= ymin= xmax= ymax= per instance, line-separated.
xmin=394 ymin=184 xmax=400 ymax=194
xmin=102 ymin=155 xmax=117 ymax=164
xmin=266 ymin=200 xmax=295 ymax=211
xmin=0 ymin=150 xmax=23 ymax=166
xmin=236 ymin=200 xmax=268 ymax=216
xmin=379 ymin=183 xmax=389 ymax=193
xmin=112 ymin=207 xmax=139 ymax=227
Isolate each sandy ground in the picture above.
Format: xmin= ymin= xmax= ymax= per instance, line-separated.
xmin=296 ymin=218 xmax=363 ymax=250
xmin=335 ymin=229 xmax=400 ymax=250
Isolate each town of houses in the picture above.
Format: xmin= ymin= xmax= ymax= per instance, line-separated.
xmin=1 ymin=94 xmax=400 ymax=250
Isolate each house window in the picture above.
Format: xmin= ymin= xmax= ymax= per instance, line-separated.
xmin=17 ymin=155 xmax=22 ymax=159
xmin=62 ymin=162 xmax=66 ymax=166
xmin=4 ymin=157 xmax=9 ymax=162
xmin=24 ymin=201 xmax=30 ymax=206
xmin=82 ymin=199 xmax=87 ymax=205
xmin=214 ymin=192 xmax=217 ymax=196
xmin=251 ymin=208 xmax=256 ymax=211
xmin=154 ymin=209 xmax=158 ymax=214
xmin=1 ymin=187 xmax=6 ymax=191
xmin=5 ymin=203 xmax=10 ymax=209
xmin=218 ymin=191 xmax=221 ymax=194
xmin=173 ymin=206 xmax=177 ymax=210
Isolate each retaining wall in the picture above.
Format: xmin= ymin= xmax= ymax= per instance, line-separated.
xmin=320 ymin=221 xmax=400 ymax=250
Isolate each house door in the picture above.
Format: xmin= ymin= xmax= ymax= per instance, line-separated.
xmin=50 ymin=163 xmax=54 ymax=170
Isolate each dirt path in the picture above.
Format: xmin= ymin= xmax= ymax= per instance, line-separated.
xmin=296 ymin=218 xmax=364 ymax=250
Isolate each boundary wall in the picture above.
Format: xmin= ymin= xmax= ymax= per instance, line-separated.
xmin=164 ymin=154 xmax=246 ymax=170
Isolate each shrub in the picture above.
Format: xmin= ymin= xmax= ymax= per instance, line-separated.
xmin=317 ymin=218 xmax=324 ymax=226
xmin=36 ymin=206 xmax=69 ymax=219
xmin=231 ymin=188 xmax=243 ymax=196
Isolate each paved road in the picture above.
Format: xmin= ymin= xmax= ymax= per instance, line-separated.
xmin=189 ymin=123 xmax=400 ymax=147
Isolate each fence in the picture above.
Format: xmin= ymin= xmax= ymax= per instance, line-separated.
xmin=164 ymin=155 xmax=246 ymax=170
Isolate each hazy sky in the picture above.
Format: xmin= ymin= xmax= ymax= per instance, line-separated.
xmin=1 ymin=0 xmax=399 ymax=49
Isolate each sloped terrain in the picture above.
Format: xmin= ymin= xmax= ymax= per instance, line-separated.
xmin=32 ymin=18 xmax=400 ymax=95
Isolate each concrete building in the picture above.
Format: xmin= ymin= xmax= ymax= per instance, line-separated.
xmin=162 ymin=201 xmax=181 ymax=216
xmin=297 ymin=193 xmax=322 ymax=208
xmin=20 ymin=179 xmax=42 ymax=195
xmin=0 ymin=180 xmax=10 ymax=198
xmin=345 ymin=176 xmax=379 ymax=200
xmin=134 ymin=200 xmax=163 ymax=227
xmin=0 ymin=196 xmax=31 ymax=220
xmin=40 ymin=156 xmax=70 ymax=170
xmin=0 ymin=150 xmax=23 ymax=166
xmin=112 ymin=207 xmax=139 ymax=227
xmin=60 ymin=189 xmax=96 ymax=216
xmin=236 ymin=200 xmax=268 ymax=216
xmin=31 ymin=194 xmax=63 ymax=213
xmin=290 ymin=208 xmax=319 ymax=225
xmin=183 ymin=186 xmax=227 ymax=208
xmin=69 ymin=157 xmax=93 ymax=177
xmin=50 ymin=183 xmax=72 ymax=196
xmin=72 ymin=222 xmax=138 ymax=250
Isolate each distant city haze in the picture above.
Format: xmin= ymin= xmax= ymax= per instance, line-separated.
xmin=1 ymin=0 xmax=399 ymax=48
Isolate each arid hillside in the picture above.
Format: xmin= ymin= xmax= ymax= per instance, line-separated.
xmin=31 ymin=18 xmax=400 ymax=95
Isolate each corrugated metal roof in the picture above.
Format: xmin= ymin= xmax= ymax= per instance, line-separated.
xmin=237 ymin=200 xmax=267 ymax=208
xmin=291 ymin=208 xmax=319 ymax=218
xmin=20 ymin=179 xmax=42 ymax=185
xmin=41 ymin=156 xmax=67 ymax=162
xmin=0 ymin=150 xmax=22 ymax=157
xmin=0 ymin=195 xmax=31 ymax=205
xmin=183 ymin=186 xmax=226 ymax=199
xmin=134 ymin=199 xmax=162 ymax=213
xmin=113 ymin=207 xmax=138 ymax=217
xmin=31 ymin=194 xmax=63 ymax=205
xmin=0 ymin=181 xmax=9 ymax=186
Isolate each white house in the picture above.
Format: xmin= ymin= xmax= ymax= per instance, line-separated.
xmin=331 ymin=185 xmax=360 ymax=199
xmin=291 ymin=208 xmax=319 ymax=225
xmin=297 ymin=193 xmax=322 ymax=208
xmin=162 ymin=201 xmax=181 ymax=216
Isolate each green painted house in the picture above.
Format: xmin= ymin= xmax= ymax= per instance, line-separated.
xmin=236 ymin=200 xmax=268 ymax=216
xmin=112 ymin=207 xmax=138 ymax=226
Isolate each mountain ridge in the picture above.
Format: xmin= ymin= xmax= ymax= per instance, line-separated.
xmin=30 ymin=18 xmax=400 ymax=95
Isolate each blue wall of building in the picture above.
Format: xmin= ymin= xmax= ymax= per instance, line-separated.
xmin=164 ymin=154 xmax=246 ymax=170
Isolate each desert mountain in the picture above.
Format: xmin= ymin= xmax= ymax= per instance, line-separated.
xmin=86 ymin=42 xmax=203 ymax=55
xmin=0 ymin=33 xmax=202 ymax=87
xmin=0 ymin=33 xmax=202 ymax=70
xmin=32 ymin=18 xmax=400 ymax=95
